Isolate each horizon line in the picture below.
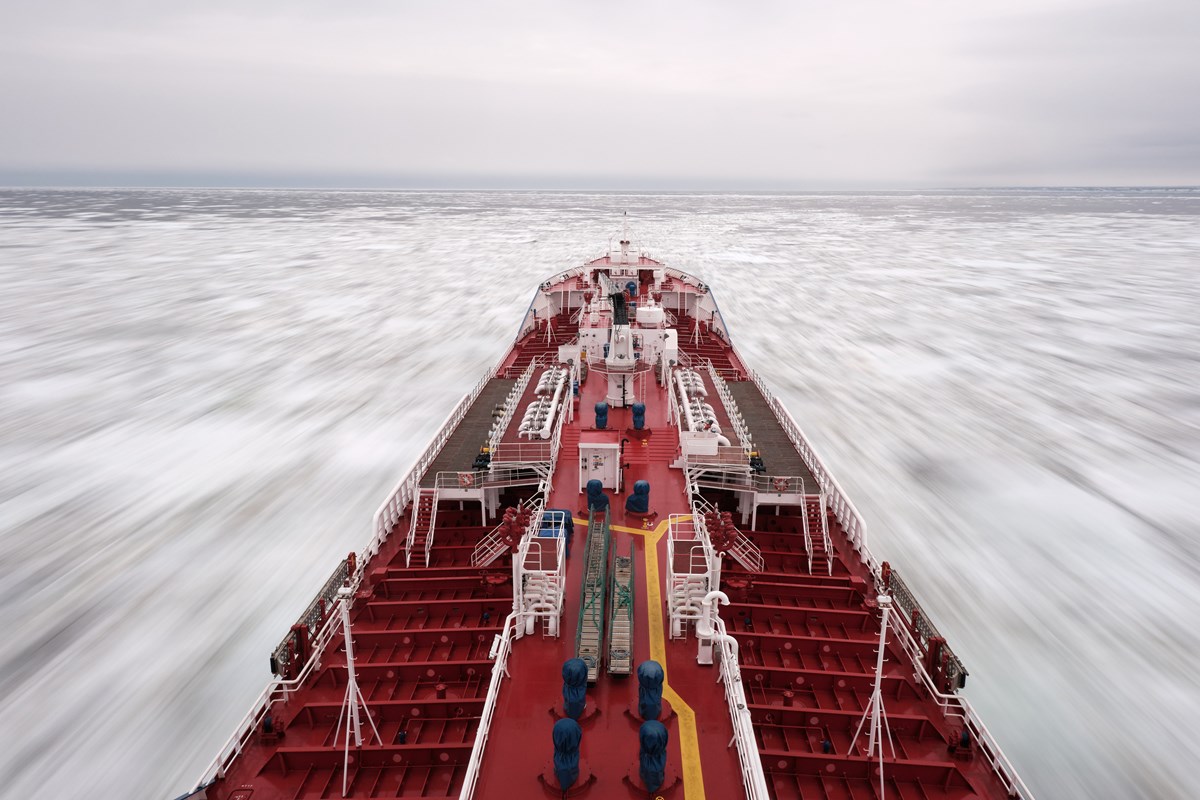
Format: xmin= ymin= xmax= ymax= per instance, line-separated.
xmin=1 ymin=169 xmax=1198 ymax=193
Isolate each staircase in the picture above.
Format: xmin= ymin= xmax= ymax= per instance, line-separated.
xmin=472 ymin=498 xmax=537 ymax=568
xmin=575 ymin=511 xmax=611 ymax=682
xmin=806 ymin=495 xmax=833 ymax=575
xmin=607 ymin=546 xmax=635 ymax=676
xmin=726 ymin=526 xmax=765 ymax=574
xmin=407 ymin=488 xmax=438 ymax=567
xmin=696 ymin=496 xmax=764 ymax=575
xmin=471 ymin=518 xmax=510 ymax=569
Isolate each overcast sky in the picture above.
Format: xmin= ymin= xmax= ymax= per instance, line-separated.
xmin=2 ymin=0 xmax=1197 ymax=188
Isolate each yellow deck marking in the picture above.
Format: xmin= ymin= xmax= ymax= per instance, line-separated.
xmin=574 ymin=516 xmax=706 ymax=799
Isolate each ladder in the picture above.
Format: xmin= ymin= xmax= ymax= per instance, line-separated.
xmin=407 ymin=487 xmax=439 ymax=567
xmin=471 ymin=497 xmax=537 ymax=568
xmin=693 ymin=494 xmax=764 ymax=575
xmin=725 ymin=525 xmax=765 ymax=574
xmin=807 ymin=494 xmax=833 ymax=575
xmin=607 ymin=544 xmax=635 ymax=676
xmin=575 ymin=510 xmax=611 ymax=682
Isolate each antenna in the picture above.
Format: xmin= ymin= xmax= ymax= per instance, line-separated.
xmin=850 ymin=594 xmax=896 ymax=798
xmin=619 ymin=211 xmax=631 ymax=265
xmin=333 ymin=586 xmax=382 ymax=797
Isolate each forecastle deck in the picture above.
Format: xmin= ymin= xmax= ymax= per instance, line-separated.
xmin=186 ymin=257 xmax=1031 ymax=800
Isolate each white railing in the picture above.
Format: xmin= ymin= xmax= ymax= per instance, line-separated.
xmin=368 ymin=353 xmax=507 ymax=570
xmin=800 ymin=498 xmax=814 ymax=574
xmin=665 ymin=513 xmax=712 ymax=638
xmin=817 ymin=494 xmax=833 ymax=576
xmin=691 ymin=470 xmax=811 ymax=496
xmin=434 ymin=470 xmax=487 ymax=489
xmin=491 ymin=440 xmax=553 ymax=464
xmin=458 ymin=610 xmax=521 ymax=800
xmin=740 ymin=367 xmax=1033 ymax=795
xmin=191 ymin=591 xmax=356 ymax=791
xmin=885 ymin=607 xmax=1035 ymax=799
xmin=489 ymin=360 xmax=538 ymax=453
xmin=542 ymin=362 xmax=575 ymax=493
xmin=699 ymin=596 xmax=770 ymax=800
xmin=705 ymin=360 xmax=753 ymax=453
xmin=405 ymin=486 xmax=438 ymax=567
xmin=423 ymin=496 xmax=438 ymax=567
xmin=747 ymin=369 xmax=880 ymax=577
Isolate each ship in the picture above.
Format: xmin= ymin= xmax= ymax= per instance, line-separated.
xmin=178 ymin=233 xmax=1034 ymax=800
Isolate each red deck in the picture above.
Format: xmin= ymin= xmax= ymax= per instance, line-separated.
xmin=197 ymin=265 xmax=1027 ymax=800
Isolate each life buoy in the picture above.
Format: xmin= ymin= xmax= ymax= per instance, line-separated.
xmin=773 ymin=477 xmax=790 ymax=492
xmin=458 ymin=472 xmax=475 ymax=488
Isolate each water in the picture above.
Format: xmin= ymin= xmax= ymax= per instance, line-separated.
xmin=1 ymin=188 xmax=1197 ymax=800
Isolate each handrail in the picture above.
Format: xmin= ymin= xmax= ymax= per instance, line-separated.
xmin=704 ymin=360 xmax=753 ymax=453
xmin=885 ymin=601 xmax=1035 ymax=798
xmin=368 ymin=352 xmax=507 ymax=570
xmin=434 ymin=470 xmax=488 ymax=489
xmin=458 ymin=610 xmax=521 ymax=800
xmin=699 ymin=595 xmax=770 ymax=800
xmin=739 ymin=366 xmax=1032 ymax=796
xmin=746 ymin=368 xmax=879 ymax=576
xmin=817 ymin=493 xmax=833 ymax=576
xmin=490 ymin=359 xmax=538 ymax=452
xmin=269 ymin=558 xmax=350 ymax=678
xmin=192 ymin=589 xmax=355 ymax=790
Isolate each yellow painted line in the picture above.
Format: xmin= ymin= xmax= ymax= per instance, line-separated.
xmin=588 ymin=516 xmax=706 ymax=800
xmin=571 ymin=518 xmax=665 ymax=536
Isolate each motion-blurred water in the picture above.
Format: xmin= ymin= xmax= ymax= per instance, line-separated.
xmin=1 ymin=188 xmax=1197 ymax=800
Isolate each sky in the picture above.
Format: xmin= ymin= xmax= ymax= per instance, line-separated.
xmin=1 ymin=0 xmax=1198 ymax=189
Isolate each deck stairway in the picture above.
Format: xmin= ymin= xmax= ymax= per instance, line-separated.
xmin=725 ymin=522 xmax=765 ymax=574
xmin=407 ymin=488 xmax=438 ymax=567
xmin=606 ymin=545 xmax=635 ymax=676
xmin=471 ymin=515 xmax=514 ymax=569
xmin=806 ymin=494 xmax=834 ymax=574
xmin=696 ymin=496 xmax=765 ymax=575
xmin=720 ymin=510 xmax=983 ymax=799
xmin=235 ymin=524 xmax=512 ymax=799
xmin=575 ymin=510 xmax=611 ymax=682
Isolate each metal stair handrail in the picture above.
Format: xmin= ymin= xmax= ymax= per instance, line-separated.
xmin=458 ymin=610 xmax=521 ymax=800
